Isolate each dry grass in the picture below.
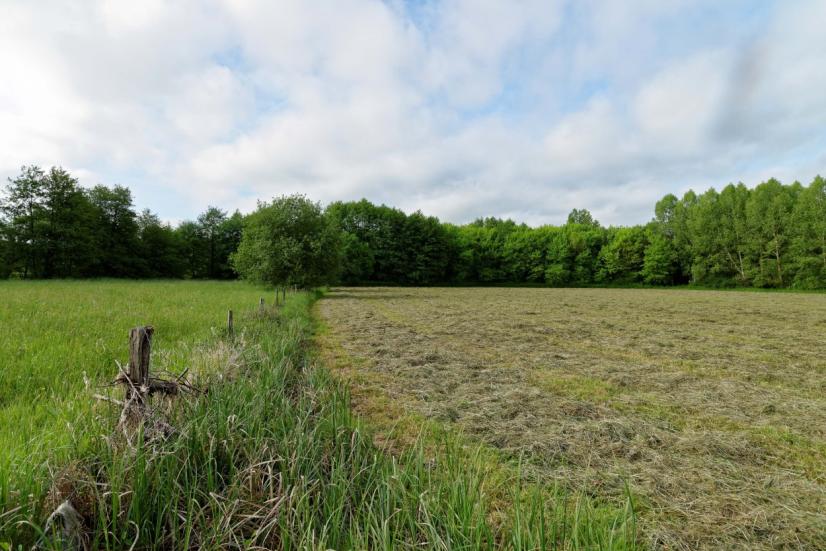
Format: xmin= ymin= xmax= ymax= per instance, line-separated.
xmin=317 ymin=287 xmax=826 ymax=550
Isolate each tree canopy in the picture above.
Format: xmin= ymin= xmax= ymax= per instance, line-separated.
xmin=2 ymin=164 xmax=825 ymax=290
xmin=231 ymin=195 xmax=341 ymax=287
xmin=0 ymin=165 xmax=242 ymax=280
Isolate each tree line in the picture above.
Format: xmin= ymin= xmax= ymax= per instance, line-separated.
xmin=0 ymin=166 xmax=242 ymax=279
xmin=323 ymin=177 xmax=826 ymax=289
xmin=2 ymin=165 xmax=824 ymax=289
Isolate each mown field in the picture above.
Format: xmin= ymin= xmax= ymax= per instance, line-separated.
xmin=318 ymin=287 xmax=826 ymax=550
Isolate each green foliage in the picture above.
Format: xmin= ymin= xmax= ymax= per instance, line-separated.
xmin=0 ymin=166 xmax=246 ymax=280
xmin=453 ymin=220 xmax=517 ymax=283
xmin=503 ymin=227 xmax=554 ymax=282
xmin=547 ymin=222 xmax=607 ymax=285
xmin=641 ymin=232 xmax=679 ymax=285
xmin=653 ymin=191 xmax=694 ymax=283
xmin=745 ymin=179 xmax=797 ymax=287
xmin=1 ymin=165 xmax=46 ymax=278
xmin=137 ymin=210 xmax=186 ymax=278
xmin=196 ymin=207 xmax=243 ymax=279
xmin=597 ymin=227 xmax=647 ymax=283
xmin=567 ymin=208 xmax=599 ymax=227
xmin=402 ymin=211 xmax=453 ymax=284
xmin=0 ymin=221 xmax=8 ymax=279
xmin=232 ymin=194 xmax=341 ymax=287
xmin=1 ymin=164 xmax=825 ymax=289
xmin=176 ymin=207 xmax=243 ymax=279
xmin=326 ymin=199 xmax=403 ymax=283
xmin=40 ymin=167 xmax=99 ymax=277
xmin=646 ymin=177 xmax=826 ymax=288
xmin=88 ymin=184 xmax=143 ymax=277
xmin=326 ymin=200 xmax=453 ymax=284
xmin=790 ymin=176 xmax=826 ymax=288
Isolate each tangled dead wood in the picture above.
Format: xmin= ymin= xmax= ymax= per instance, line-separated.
xmin=40 ymin=325 xmax=200 ymax=550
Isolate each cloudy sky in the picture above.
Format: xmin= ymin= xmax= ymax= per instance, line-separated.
xmin=1 ymin=0 xmax=825 ymax=226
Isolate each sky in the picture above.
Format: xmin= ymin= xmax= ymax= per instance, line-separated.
xmin=1 ymin=0 xmax=825 ymax=227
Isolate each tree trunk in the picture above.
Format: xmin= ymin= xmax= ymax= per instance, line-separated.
xmin=774 ymin=245 xmax=783 ymax=286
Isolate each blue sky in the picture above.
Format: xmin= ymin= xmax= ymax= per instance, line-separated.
xmin=1 ymin=0 xmax=824 ymax=226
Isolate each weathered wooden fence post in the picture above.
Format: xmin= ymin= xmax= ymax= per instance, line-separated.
xmin=259 ymin=297 xmax=266 ymax=312
xmin=227 ymin=309 xmax=234 ymax=336
xmin=127 ymin=326 xmax=154 ymax=401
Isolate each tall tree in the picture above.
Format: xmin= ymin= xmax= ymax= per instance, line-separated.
xmin=138 ymin=209 xmax=185 ymax=278
xmin=790 ymin=176 xmax=826 ymax=288
xmin=745 ymin=179 xmax=798 ymax=287
xmin=325 ymin=200 xmax=410 ymax=283
xmin=503 ymin=227 xmax=553 ymax=283
xmin=653 ymin=191 xmax=695 ymax=283
xmin=1 ymin=165 xmax=46 ymax=277
xmin=88 ymin=185 xmax=141 ymax=277
xmin=567 ymin=208 xmax=599 ymax=227
xmin=218 ymin=210 xmax=244 ymax=278
xmin=400 ymin=211 xmax=452 ymax=284
xmin=41 ymin=167 xmax=98 ymax=277
xmin=642 ymin=230 xmax=679 ymax=285
xmin=688 ymin=185 xmax=751 ymax=285
xmin=176 ymin=221 xmax=207 ymax=278
xmin=197 ymin=207 xmax=228 ymax=279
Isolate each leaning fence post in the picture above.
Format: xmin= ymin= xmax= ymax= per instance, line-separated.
xmin=127 ymin=326 xmax=154 ymax=401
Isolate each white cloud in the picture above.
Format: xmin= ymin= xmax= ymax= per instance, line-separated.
xmin=0 ymin=0 xmax=824 ymax=226
xmin=544 ymin=97 xmax=630 ymax=173
xmin=164 ymin=66 xmax=252 ymax=144
xmin=634 ymin=51 xmax=731 ymax=154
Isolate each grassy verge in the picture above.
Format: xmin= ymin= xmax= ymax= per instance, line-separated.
xmin=0 ymin=280 xmax=272 ymax=546
xmin=3 ymin=285 xmax=637 ymax=549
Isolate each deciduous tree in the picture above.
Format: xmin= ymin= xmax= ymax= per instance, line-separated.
xmin=232 ymin=195 xmax=341 ymax=288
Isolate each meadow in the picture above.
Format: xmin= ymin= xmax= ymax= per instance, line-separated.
xmin=0 ymin=281 xmax=269 ymax=535
xmin=318 ymin=287 xmax=826 ymax=550
xmin=1 ymin=281 xmax=635 ymax=549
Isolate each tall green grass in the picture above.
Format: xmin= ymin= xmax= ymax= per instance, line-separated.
xmin=0 ymin=280 xmax=270 ymax=544
xmin=1 ymin=282 xmax=637 ymax=549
